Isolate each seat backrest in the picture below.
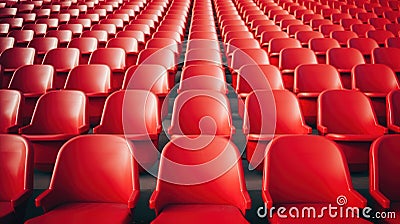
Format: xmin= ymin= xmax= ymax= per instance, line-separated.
xmin=309 ymin=37 xmax=340 ymax=54
xmin=181 ymin=65 xmax=225 ymax=83
xmin=43 ymin=48 xmax=80 ymax=71
xmin=27 ymin=90 xmax=87 ymax=134
xmin=268 ymin=38 xmax=301 ymax=55
xmin=294 ymin=64 xmax=342 ymax=93
xmin=93 ymin=90 xmax=159 ymax=135
xmin=184 ymin=49 xmax=222 ymax=67
xmin=0 ymin=37 xmax=14 ymax=53
xmin=231 ymin=48 xmax=269 ymax=70
xmin=106 ymin=37 xmax=138 ymax=54
xmin=0 ymin=134 xmax=33 ymax=200
xmin=0 ymin=47 xmax=35 ymax=70
xmin=244 ymin=90 xmax=309 ymax=135
xmin=352 ymin=64 xmax=398 ymax=93
xmin=64 ymin=64 xmax=111 ymax=93
xmin=237 ymin=65 xmax=284 ymax=93
xmin=122 ymin=64 xmax=169 ymax=94
xmin=145 ymin=38 xmax=179 ymax=54
xmin=169 ymin=90 xmax=233 ymax=137
xmin=387 ymin=89 xmax=400 ymax=129
xmin=152 ymin=136 xmax=249 ymax=214
xmin=67 ymin=37 xmax=98 ymax=54
xmin=348 ymin=38 xmax=379 ymax=55
xmin=28 ymin=37 xmax=58 ymax=55
xmin=9 ymin=65 xmax=53 ymax=93
xmin=89 ymin=48 xmax=126 ymax=70
xmin=264 ymin=135 xmax=354 ymax=204
xmin=279 ymin=48 xmax=317 ymax=70
xmin=370 ymin=135 xmax=400 ymax=203
xmin=137 ymin=48 xmax=176 ymax=70
xmin=0 ymin=90 xmax=21 ymax=133
xmin=227 ymin=38 xmax=260 ymax=56
xmin=372 ymin=47 xmax=400 ymax=71
xmin=327 ymin=48 xmax=365 ymax=70
xmin=318 ymin=89 xmax=379 ymax=133
xmin=49 ymin=135 xmax=138 ymax=204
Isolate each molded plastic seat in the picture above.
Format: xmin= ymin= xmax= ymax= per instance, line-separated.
xmin=386 ymin=37 xmax=400 ymax=48
xmin=137 ymin=48 xmax=177 ymax=89
xmin=230 ymin=48 xmax=269 ymax=89
xmin=168 ymin=90 xmax=234 ymax=139
xmin=8 ymin=65 xmax=53 ymax=125
xmin=28 ymin=37 xmax=58 ymax=64
xmin=386 ymin=89 xmax=400 ymax=133
xmin=22 ymin=24 xmax=47 ymax=37
xmin=348 ymin=38 xmax=379 ymax=64
xmin=0 ymin=47 xmax=35 ymax=88
xmin=352 ymin=64 xmax=399 ymax=125
xmin=0 ymin=134 xmax=33 ymax=224
xmin=263 ymin=135 xmax=372 ymax=223
xmin=106 ymin=37 xmax=138 ymax=67
xmin=24 ymin=135 xmax=139 ymax=224
xmin=43 ymin=48 xmax=79 ymax=89
xmin=369 ymin=135 xmax=400 ymax=224
xmin=367 ymin=30 xmax=395 ymax=47
xmin=243 ymin=90 xmax=312 ymax=170
xmin=294 ymin=64 xmax=343 ymax=127
xmin=294 ymin=30 xmax=324 ymax=47
xmin=122 ymin=64 xmax=169 ymax=120
xmin=327 ymin=48 xmax=365 ymax=89
xmin=19 ymin=90 xmax=89 ymax=171
xmin=64 ymin=64 xmax=111 ymax=126
xmin=268 ymin=38 xmax=301 ymax=67
xmin=0 ymin=37 xmax=13 ymax=53
xmin=260 ymin=31 xmax=289 ymax=48
xmin=149 ymin=136 xmax=251 ymax=224
xmin=58 ymin=24 xmax=83 ymax=37
xmin=372 ymin=48 xmax=400 ymax=74
xmin=0 ymin=90 xmax=22 ymax=133
xmin=117 ymin=30 xmax=145 ymax=50
xmin=81 ymin=30 xmax=108 ymax=47
xmin=45 ymin=30 xmax=72 ymax=47
xmin=89 ymin=48 xmax=126 ymax=90
xmin=318 ymin=89 xmax=387 ymax=171
xmin=331 ymin=30 xmax=358 ymax=46
xmin=93 ymin=90 xmax=161 ymax=170
xmin=67 ymin=37 xmax=98 ymax=64
xmin=180 ymin=65 xmax=225 ymax=84
xmin=279 ymin=48 xmax=317 ymax=91
xmin=351 ymin=23 xmax=376 ymax=38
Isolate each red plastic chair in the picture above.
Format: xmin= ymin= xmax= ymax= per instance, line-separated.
xmin=81 ymin=30 xmax=108 ymax=47
xmin=106 ymin=37 xmax=138 ymax=67
xmin=0 ymin=37 xmax=13 ymax=53
xmin=327 ymin=48 xmax=365 ymax=89
xmin=331 ymin=30 xmax=358 ymax=46
xmin=279 ymin=48 xmax=317 ymax=91
xmin=372 ymin=48 xmax=400 ymax=75
xmin=67 ymin=37 xmax=98 ymax=64
xmin=43 ymin=48 xmax=79 ymax=89
xmin=318 ymin=89 xmax=387 ymax=171
xmin=386 ymin=37 xmax=400 ymax=48
xmin=263 ymin=135 xmax=372 ymax=223
xmin=122 ymin=64 xmax=169 ymax=120
xmin=58 ymin=24 xmax=83 ymax=37
xmin=89 ymin=48 xmax=126 ymax=90
xmin=351 ymin=23 xmax=376 ymax=38
xmin=0 ymin=90 xmax=22 ymax=133
xmin=24 ymin=135 xmax=139 ymax=224
xmin=352 ymin=64 xmax=399 ymax=125
xmin=348 ymin=38 xmax=379 ymax=64
xmin=22 ymin=24 xmax=47 ymax=37
xmin=28 ymin=37 xmax=58 ymax=64
xmin=169 ymin=90 xmax=234 ymax=139
xmin=0 ymin=134 xmax=33 ymax=224
xmin=9 ymin=65 xmax=53 ymax=125
xmin=0 ymin=47 xmax=35 ymax=88
xmin=244 ymin=90 xmax=312 ymax=170
xmin=150 ymin=136 xmax=251 ymax=224
xmin=268 ymin=38 xmax=301 ymax=67
xmin=294 ymin=64 xmax=343 ymax=127
xmin=137 ymin=48 xmax=177 ymax=89
xmin=93 ymin=90 xmax=161 ymax=170
xmin=64 ymin=64 xmax=111 ymax=126
xmin=367 ymin=30 xmax=395 ymax=47
xmin=45 ymin=30 xmax=72 ymax=47
xmin=260 ymin=31 xmax=289 ymax=48
xmin=386 ymin=89 xmax=400 ymax=133
xmin=369 ymin=135 xmax=400 ymax=224
xmin=19 ymin=90 xmax=89 ymax=171
xmin=294 ymin=30 xmax=324 ymax=47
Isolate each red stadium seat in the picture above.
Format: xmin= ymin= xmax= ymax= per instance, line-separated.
xmin=28 ymin=37 xmax=58 ymax=64
xmin=68 ymin=18 xmax=91 ymax=29
xmin=64 ymin=64 xmax=111 ymax=126
xmin=370 ymin=135 xmax=400 ymax=224
xmin=117 ymin=30 xmax=146 ymax=50
xmin=0 ymin=47 xmax=35 ymax=88
xmin=369 ymin=17 xmax=391 ymax=30
xmin=348 ymin=38 xmax=379 ymax=64
xmin=331 ymin=30 xmax=358 ymax=46
xmin=318 ymin=89 xmax=387 ymax=171
xmin=294 ymin=30 xmax=324 ymax=47
xmin=244 ymin=89 xmax=312 ymax=170
xmin=268 ymin=38 xmax=301 ymax=67
xmin=19 ymin=90 xmax=89 ymax=171
xmin=45 ymin=30 xmax=72 ymax=47
xmin=22 ymin=24 xmax=47 ymax=37
xmin=58 ymin=24 xmax=83 ymax=37
xmin=351 ymin=24 xmax=376 ymax=38
xmin=0 ymin=134 xmax=33 ymax=224
xmin=107 ymin=37 xmax=138 ymax=67
xmin=319 ymin=24 xmax=345 ymax=37
xmin=24 ymin=135 xmax=139 ymax=224
xmin=7 ymin=30 xmax=34 ymax=47
xmin=0 ymin=37 xmax=13 ymax=53
xmin=327 ymin=48 xmax=365 ymax=89
xmin=367 ymin=30 xmax=395 ymax=47
xmin=386 ymin=37 xmax=400 ymax=48
xmin=91 ymin=24 xmax=117 ymax=38
xmin=93 ymin=90 xmax=161 ymax=170
xmin=260 ymin=31 xmax=289 ymax=48
xmin=43 ymin=48 xmax=79 ymax=89
xmin=122 ymin=64 xmax=169 ymax=120
xmin=0 ymin=90 xmax=22 ymax=133
xmin=387 ymin=89 xmax=400 ymax=133
xmin=149 ymin=136 xmax=251 ymax=224
xmin=263 ymin=135 xmax=372 ymax=223
xmin=169 ymin=90 xmax=234 ymax=139
xmin=352 ymin=64 xmax=398 ymax=125
xmin=279 ymin=48 xmax=317 ymax=91
xmin=294 ymin=64 xmax=343 ymax=126
xmin=67 ymin=37 xmax=98 ymax=64
xmin=287 ymin=24 xmax=312 ymax=37
xmin=372 ymin=47 xmax=400 ymax=75
xmin=9 ymin=65 xmax=53 ymax=125
xmin=89 ymin=48 xmax=126 ymax=90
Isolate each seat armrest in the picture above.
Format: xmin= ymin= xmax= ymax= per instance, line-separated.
xmin=35 ymin=189 xmax=62 ymax=212
xmin=149 ymin=190 xmax=159 ymax=210
xmin=370 ymin=189 xmax=391 ymax=209
xmin=11 ymin=189 xmax=32 ymax=208
xmin=128 ymin=190 xmax=140 ymax=209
